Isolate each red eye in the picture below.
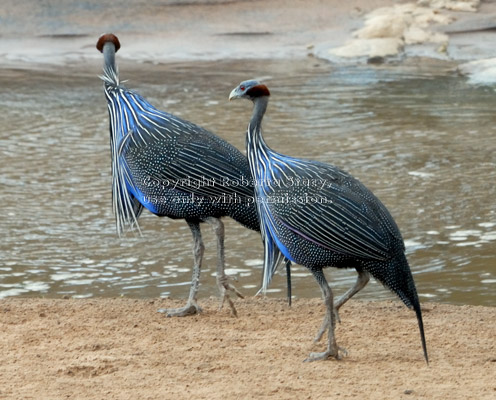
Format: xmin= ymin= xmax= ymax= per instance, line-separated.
xmin=240 ymin=85 xmax=245 ymax=91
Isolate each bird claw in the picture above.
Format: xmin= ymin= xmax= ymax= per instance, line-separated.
xmin=157 ymin=302 xmax=202 ymax=317
xmin=219 ymin=293 xmax=238 ymax=317
xmin=217 ymin=274 xmax=244 ymax=317
xmin=304 ymin=346 xmax=348 ymax=362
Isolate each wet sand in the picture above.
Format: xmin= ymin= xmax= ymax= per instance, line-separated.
xmin=1 ymin=298 xmax=495 ymax=399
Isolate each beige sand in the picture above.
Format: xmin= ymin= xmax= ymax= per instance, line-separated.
xmin=3 ymin=0 xmax=495 ymax=65
xmin=1 ymin=297 xmax=495 ymax=399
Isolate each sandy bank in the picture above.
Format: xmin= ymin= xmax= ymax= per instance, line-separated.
xmin=1 ymin=297 xmax=494 ymax=399
xmin=2 ymin=0 xmax=496 ymax=67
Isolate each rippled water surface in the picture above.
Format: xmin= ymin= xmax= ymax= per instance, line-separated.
xmin=1 ymin=58 xmax=495 ymax=306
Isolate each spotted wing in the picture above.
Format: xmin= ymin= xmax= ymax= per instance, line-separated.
xmin=110 ymin=89 xmax=255 ymax=202
xmin=266 ymin=155 xmax=403 ymax=261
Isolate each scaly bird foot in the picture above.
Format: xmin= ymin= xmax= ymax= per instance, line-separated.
xmin=157 ymin=302 xmax=202 ymax=317
xmin=217 ymin=275 xmax=244 ymax=317
xmin=304 ymin=346 xmax=348 ymax=362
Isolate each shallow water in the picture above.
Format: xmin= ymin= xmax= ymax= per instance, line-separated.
xmin=0 ymin=58 xmax=495 ymax=306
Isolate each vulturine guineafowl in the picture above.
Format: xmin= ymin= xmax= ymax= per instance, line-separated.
xmin=229 ymin=79 xmax=428 ymax=362
xmin=96 ymin=35 xmax=291 ymax=317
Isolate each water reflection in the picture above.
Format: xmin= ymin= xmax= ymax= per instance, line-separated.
xmin=0 ymin=59 xmax=494 ymax=306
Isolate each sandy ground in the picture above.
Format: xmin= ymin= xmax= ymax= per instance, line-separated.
xmin=1 ymin=297 xmax=495 ymax=399
xmin=0 ymin=0 xmax=391 ymax=65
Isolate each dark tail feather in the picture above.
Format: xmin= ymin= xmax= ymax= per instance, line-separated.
xmin=368 ymin=253 xmax=428 ymax=363
xmin=395 ymin=257 xmax=429 ymax=364
xmin=395 ymin=256 xmax=429 ymax=364
xmin=396 ymin=283 xmax=429 ymax=363
xmin=413 ymin=299 xmax=429 ymax=364
xmin=285 ymin=259 xmax=292 ymax=307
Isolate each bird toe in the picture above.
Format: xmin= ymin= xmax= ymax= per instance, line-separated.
xmin=304 ymin=345 xmax=347 ymax=362
xmin=157 ymin=303 xmax=202 ymax=317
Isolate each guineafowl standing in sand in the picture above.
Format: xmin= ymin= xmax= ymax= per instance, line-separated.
xmin=97 ymin=34 xmax=292 ymax=317
xmin=229 ymin=79 xmax=427 ymax=362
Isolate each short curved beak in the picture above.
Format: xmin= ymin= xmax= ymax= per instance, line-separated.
xmin=229 ymin=88 xmax=238 ymax=101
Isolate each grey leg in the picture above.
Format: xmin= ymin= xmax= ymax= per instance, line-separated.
xmin=314 ymin=312 xmax=330 ymax=343
xmin=334 ymin=269 xmax=370 ymax=317
xmin=314 ymin=270 xmax=369 ymax=339
xmin=206 ymin=217 xmax=244 ymax=317
xmin=158 ymin=221 xmax=204 ymax=317
xmin=305 ymin=268 xmax=346 ymax=362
